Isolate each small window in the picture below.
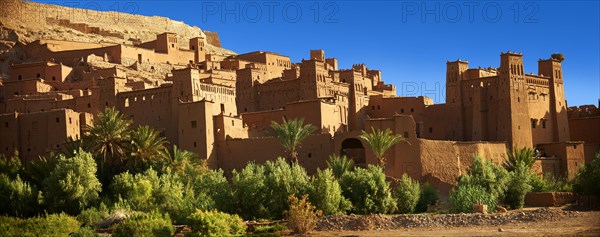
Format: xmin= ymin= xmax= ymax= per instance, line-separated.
xmin=36 ymin=73 xmax=41 ymax=78
xmin=542 ymin=120 xmax=546 ymax=128
xmin=308 ymin=153 xmax=312 ymax=158
xmin=69 ymin=118 xmax=72 ymax=124
xmin=403 ymin=131 xmax=409 ymax=138
xmin=18 ymin=75 xmax=22 ymax=80
xmin=232 ymin=120 xmax=235 ymax=126
xmin=56 ymin=117 xmax=60 ymax=123
xmin=193 ymin=142 xmax=197 ymax=148
xmin=429 ymin=127 xmax=433 ymax=133
xmin=372 ymin=106 xmax=375 ymax=110
xmin=531 ymin=119 xmax=536 ymax=128
xmin=410 ymin=108 xmax=414 ymax=112
xmin=191 ymin=46 xmax=195 ymax=50
xmin=401 ymin=109 xmax=404 ymax=113
xmin=171 ymin=44 xmax=175 ymax=48
xmin=87 ymin=103 xmax=91 ymax=108
xmin=52 ymin=76 xmax=56 ymax=81
xmin=191 ymin=121 xmax=197 ymax=128
xmin=4 ymin=122 xmax=8 ymax=128
xmin=377 ymin=105 xmax=380 ymax=110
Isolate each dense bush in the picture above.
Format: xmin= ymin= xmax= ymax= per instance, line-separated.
xmin=326 ymin=154 xmax=354 ymax=179
xmin=0 ymin=152 xmax=22 ymax=178
xmin=0 ymin=214 xmax=81 ymax=237
xmin=0 ymin=174 xmax=39 ymax=216
xmin=450 ymin=155 xmax=508 ymax=213
xmin=505 ymin=163 xmax=532 ymax=209
xmin=529 ymin=173 xmax=548 ymax=192
xmin=43 ymin=149 xmax=102 ymax=214
xmin=340 ymin=165 xmax=397 ymax=214
xmin=394 ymin=174 xmax=421 ymax=214
xmin=229 ymin=158 xmax=310 ymax=219
xmin=285 ymin=194 xmax=322 ymax=235
xmin=458 ymin=155 xmax=509 ymax=203
xmin=308 ymin=168 xmax=351 ymax=215
xmin=449 ymin=184 xmax=497 ymax=213
xmin=230 ymin=162 xmax=268 ymax=219
xmin=530 ymin=173 xmax=572 ymax=193
xmin=186 ymin=209 xmax=246 ymax=237
xmin=573 ymin=152 xmax=600 ymax=197
xmin=192 ymin=169 xmax=231 ymax=211
xmin=112 ymin=212 xmax=174 ymax=237
xmin=71 ymin=226 xmax=99 ymax=237
xmin=263 ymin=158 xmax=310 ymax=218
xmin=77 ymin=203 xmax=110 ymax=227
xmin=416 ymin=182 xmax=438 ymax=213
xmin=110 ymin=168 xmax=195 ymax=223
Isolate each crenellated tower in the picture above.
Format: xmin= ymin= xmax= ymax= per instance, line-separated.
xmin=498 ymin=52 xmax=532 ymax=148
xmin=539 ymin=54 xmax=570 ymax=142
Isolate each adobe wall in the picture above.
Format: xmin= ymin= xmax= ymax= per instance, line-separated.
xmin=0 ymin=109 xmax=86 ymax=161
xmin=217 ymin=133 xmax=334 ymax=175
xmin=532 ymin=158 xmax=562 ymax=177
xmin=116 ymin=86 xmax=174 ymax=143
xmin=367 ymin=95 xmax=432 ymax=121
xmin=537 ymin=142 xmax=585 ymax=179
xmin=9 ymin=62 xmax=73 ymax=82
xmin=178 ymin=101 xmax=216 ymax=167
xmin=569 ymin=117 xmax=600 ymax=143
xmin=242 ymin=100 xmax=342 ymax=137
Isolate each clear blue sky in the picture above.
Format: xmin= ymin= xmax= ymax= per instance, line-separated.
xmin=31 ymin=0 xmax=600 ymax=106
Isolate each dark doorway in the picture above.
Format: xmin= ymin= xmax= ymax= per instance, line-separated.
xmin=341 ymin=138 xmax=366 ymax=167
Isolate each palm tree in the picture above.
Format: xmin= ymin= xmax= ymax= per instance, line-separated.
xmin=326 ymin=154 xmax=354 ymax=179
xmin=127 ymin=125 xmax=169 ymax=172
xmin=84 ymin=107 xmax=132 ymax=178
xmin=270 ymin=118 xmax=317 ymax=164
xmin=167 ymin=145 xmax=207 ymax=179
xmin=359 ymin=128 xmax=404 ymax=170
xmin=503 ymin=146 xmax=538 ymax=172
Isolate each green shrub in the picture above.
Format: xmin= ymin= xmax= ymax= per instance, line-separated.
xmin=505 ymin=163 xmax=532 ymax=209
xmin=0 ymin=213 xmax=81 ymax=237
xmin=394 ymin=174 xmax=421 ymax=214
xmin=230 ymin=158 xmax=310 ymax=220
xmin=263 ymin=158 xmax=310 ymax=219
xmin=192 ymin=169 xmax=231 ymax=212
xmin=71 ymin=226 xmax=99 ymax=237
xmin=0 ymin=152 xmax=22 ymax=178
xmin=230 ymin=162 xmax=268 ymax=219
xmin=416 ymin=182 xmax=438 ymax=213
xmin=449 ymin=184 xmax=497 ymax=213
xmin=573 ymin=152 xmax=600 ymax=197
xmin=111 ymin=168 xmax=193 ymax=223
xmin=77 ymin=203 xmax=109 ymax=227
xmin=112 ymin=212 xmax=174 ymax=237
xmin=529 ymin=173 xmax=548 ymax=192
xmin=252 ymin=223 xmax=287 ymax=234
xmin=0 ymin=174 xmax=40 ymax=216
xmin=308 ymin=168 xmax=351 ymax=215
xmin=326 ymin=154 xmax=354 ymax=179
xmin=186 ymin=209 xmax=246 ymax=237
xmin=458 ymin=155 xmax=508 ymax=203
xmin=340 ymin=165 xmax=397 ymax=214
xmin=43 ymin=149 xmax=102 ymax=214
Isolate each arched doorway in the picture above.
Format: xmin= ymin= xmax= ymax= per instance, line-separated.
xmin=341 ymin=138 xmax=366 ymax=167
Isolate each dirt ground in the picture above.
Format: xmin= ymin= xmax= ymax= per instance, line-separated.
xmin=310 ymin=208 xmax=600 ymax=237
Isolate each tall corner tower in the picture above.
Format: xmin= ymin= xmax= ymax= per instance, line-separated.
xmin=498 ymin=52 xmax=532 ymax=148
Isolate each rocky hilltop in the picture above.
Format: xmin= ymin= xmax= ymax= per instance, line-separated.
xmin=0 ymin=0 xmax=235 ymax=79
